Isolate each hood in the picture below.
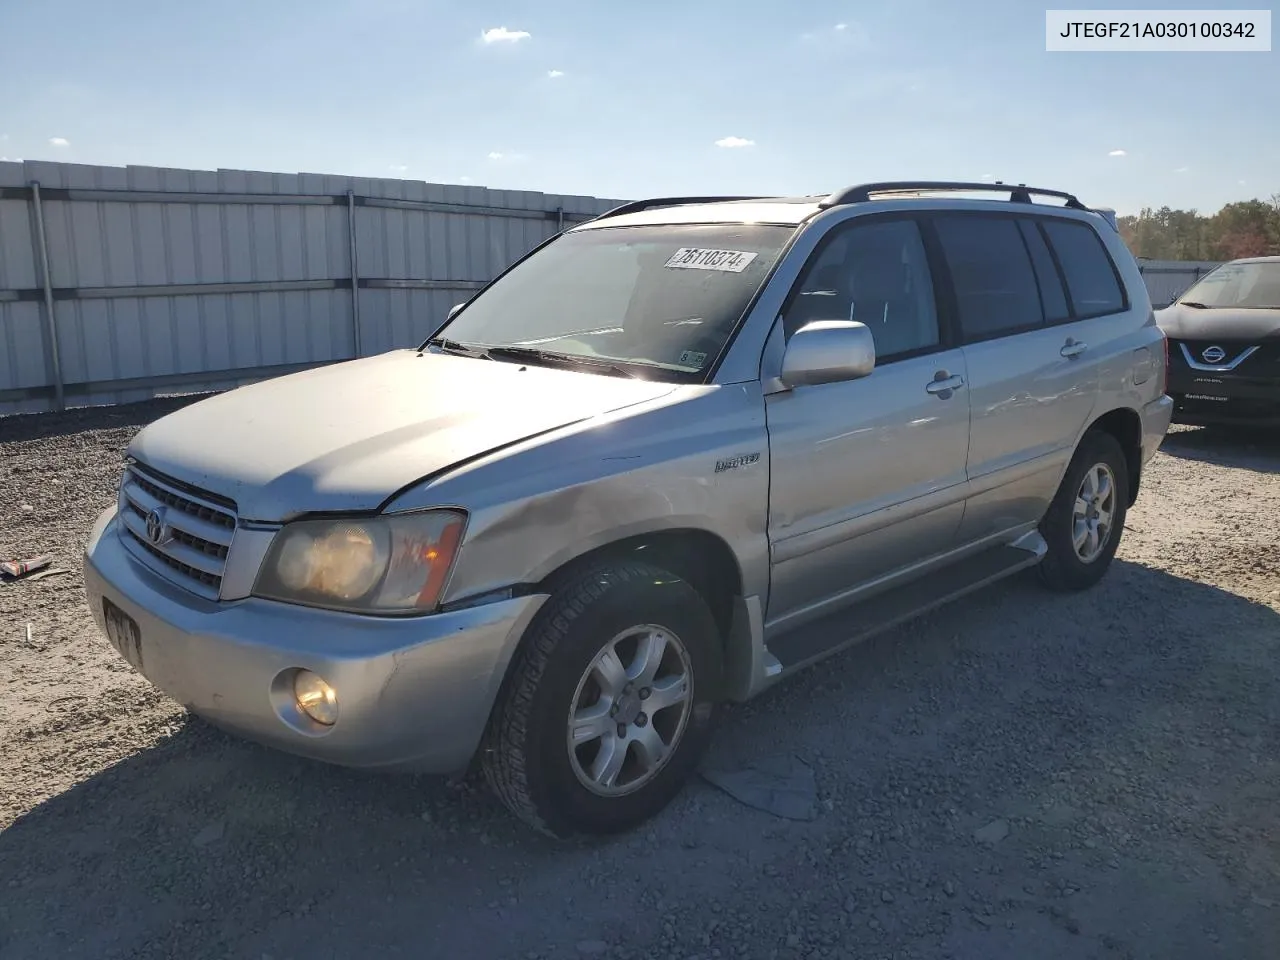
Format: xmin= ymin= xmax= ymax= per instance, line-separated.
xmin=129 ymin=350 xmax=676 ymax=521
xmin=1156 ymin=303 xmax=1280 ymax=342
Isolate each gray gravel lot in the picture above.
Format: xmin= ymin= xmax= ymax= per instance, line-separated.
xmin=2 ymin=400 xmax=1279 ymax=960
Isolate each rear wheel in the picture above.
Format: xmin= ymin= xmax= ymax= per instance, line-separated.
xmin=1036 ymin=430 xmax=1129 ymax=592
xmin=481 ymin=560 xmax=723 ymax=837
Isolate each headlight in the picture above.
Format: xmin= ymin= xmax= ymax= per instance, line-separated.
xmin=253 ymin=509 xmax=466 ymax=614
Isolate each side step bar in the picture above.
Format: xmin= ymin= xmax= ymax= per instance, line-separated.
xmin=768 ymin=535 xmax=1047 ymax=675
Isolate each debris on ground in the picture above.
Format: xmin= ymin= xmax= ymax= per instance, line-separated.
xmin=23 ymin=567 xmax=69 ymax=582
xmin=700 ymin=754 xmax=818 ymax=820
xmin=192 ymin=822 xmax=226 ymax=848
xmin=1 ymin=555 xmax=53 ymax=579
xmin=973 ymin=818 xmax=1011 ymax=845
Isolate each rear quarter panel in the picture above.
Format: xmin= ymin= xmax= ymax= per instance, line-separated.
xmin=1085 ymin=222 xmax=1166 ymax=424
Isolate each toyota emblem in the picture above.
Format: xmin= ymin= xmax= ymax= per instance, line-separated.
xmin=1201 ymin=345 xmax=1227 ymax=364
xmin=145 ymin=507 xmax=168 ymax=545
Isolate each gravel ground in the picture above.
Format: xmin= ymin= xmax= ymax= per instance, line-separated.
xmin=2 ymin=399 xmax=1279 ymax=960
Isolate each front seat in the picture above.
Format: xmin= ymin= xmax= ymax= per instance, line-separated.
xmin=847 ymin=246 xmax=918 ymax=357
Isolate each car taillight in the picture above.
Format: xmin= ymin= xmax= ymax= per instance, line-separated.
xmin=1160 ymin=332 xmax=1169 ymax=393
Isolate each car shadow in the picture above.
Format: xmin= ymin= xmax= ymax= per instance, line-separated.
xmin=0 ymin=395 xmax=209 ymax=444
xmin=1159 ymin=424 xmax=1280 ymax=474
xmin=2 ymin=559 xmax=1279 ymax=960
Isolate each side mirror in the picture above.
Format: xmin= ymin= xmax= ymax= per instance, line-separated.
xmin=779 ymin=320 xmax=876 ymax=387
xmin=447 ymin=302 xmax=466 ymax=320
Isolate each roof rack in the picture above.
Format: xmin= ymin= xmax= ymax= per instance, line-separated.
xmin=818 ymin=181 xmax=1089 ymax=210
xmin=592 ymin=195 xmax=771 ymax=222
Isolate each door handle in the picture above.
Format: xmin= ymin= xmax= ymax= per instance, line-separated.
xmin=1061 ymin=339 xmax=1087 ymax=359
xmin=925 ymin=373 xmax=965 ymax=396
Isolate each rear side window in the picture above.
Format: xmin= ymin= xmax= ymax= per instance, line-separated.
xmin=1040 ymin=219 xmax=1126 ymax=317
xmin=1017 ymin=220 xmax=1070 ymax=323
xmin=932 ymin=215 xmax=1043 ymax=341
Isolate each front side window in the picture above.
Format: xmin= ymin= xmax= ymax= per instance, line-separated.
xmin=932 ymin=214 xmax=1043 ymax=341
xmin=430 ymin=223 xmax=793 ymax=380
xmin=1178 ymin=260 xmax=1280 ymax=309
xmin=783 ymin=218 xmax=940 ymax=360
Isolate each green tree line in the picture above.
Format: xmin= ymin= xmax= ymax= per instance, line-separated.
xmin=1117 ymin=194 xmax=1280 ymax=262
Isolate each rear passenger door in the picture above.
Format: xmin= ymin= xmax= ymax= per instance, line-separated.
xmin=929 ymin=212 xmax=1118 ymax=544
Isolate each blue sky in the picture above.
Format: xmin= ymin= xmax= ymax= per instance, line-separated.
xmin=2 ymin=0 xmax=1276 ymax=215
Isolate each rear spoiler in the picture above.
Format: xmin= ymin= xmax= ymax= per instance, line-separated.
xmin=1090 ymin=207 xmax=1119 ymax=232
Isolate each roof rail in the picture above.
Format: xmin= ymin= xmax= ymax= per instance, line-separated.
xmin=818 ymin=181 xmax=1089 ymax=210
xmin=591 ymin=195 xmax=771 ymax=222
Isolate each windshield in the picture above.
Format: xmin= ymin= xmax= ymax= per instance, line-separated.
xmin=427 ymin=223 xmax=794 ymax=380
xmin=1179 ymin=260 xmax=1280 ymax=309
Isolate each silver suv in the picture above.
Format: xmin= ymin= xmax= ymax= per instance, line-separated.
xmin=84 ymin=181 xmax=1173 ymax=837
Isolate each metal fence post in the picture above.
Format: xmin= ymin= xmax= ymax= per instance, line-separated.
xmin=346 ymin=189 xmax=362 ymax=358
xmin=29 ymin=181 xmax=65 ymax=411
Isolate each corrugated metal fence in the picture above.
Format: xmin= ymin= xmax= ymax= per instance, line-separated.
xmin=0 ymin=160 xmax=622 ymax=416
xmin=1136 ymin=259 xmax=1223 ymax=308
xmin=0 ymin=161 xmax=1226 ymax=416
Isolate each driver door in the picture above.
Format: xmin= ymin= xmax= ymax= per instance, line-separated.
xmin=764 ymin=215 xmax=972 ymax=630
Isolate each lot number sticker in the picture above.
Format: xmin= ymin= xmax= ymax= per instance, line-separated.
xmin=664 ymin=248 xmax=758 ymax=273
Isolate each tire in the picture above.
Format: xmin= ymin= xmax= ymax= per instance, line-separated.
xmin=1036 ymin=429 xmax=1129 ymax=592
xmin=480 ymin=560 xmax=724 ymax=838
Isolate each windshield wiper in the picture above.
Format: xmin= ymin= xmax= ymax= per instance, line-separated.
xmin=483 ymin=346 xmax=644 ymax=379
xmin=423 ymin=337 xmax=493 ymax=359
xmin=1179 ymin=301 xmax=1211 ymax=309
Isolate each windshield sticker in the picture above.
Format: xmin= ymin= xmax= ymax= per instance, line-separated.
xmin=664 ymin=247 xmax=758 ymax=273
xmin=677 ymin=349 xmax=708 ymax=368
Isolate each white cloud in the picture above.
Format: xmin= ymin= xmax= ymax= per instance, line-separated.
xmin=715 ymin=136 xmax=755 ymax=148
xmin=486 ymin=151 xmax=526 ymax=163
xmin=487 ymin=151 xmax=504 ymax=160
xmin=389 ymin=164 xmax=408 ymax=174
xmin=459 ymin=176 xmax=473 ymax=183
xmin=980 ymin=173 xmax=995 ymax=180
xmin=547 ymin=69 xmax=565 ymax=78
xmin=49 ymin=137 xmax=70 ymax=147
xmin=481 ymin=26 xmax=530 ymax=43
xmin=1238 ymin=179 xmax=1247 ymax=185
xmin=801 ymin=21 xmax=867 ymax=44
xmin=1108 ymin=148 xmax=1127 ymax=157
xmin=1174 ymin=166 xmax=1189 ymax=173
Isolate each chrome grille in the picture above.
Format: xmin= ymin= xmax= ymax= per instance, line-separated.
xmin=117 ymin=463 xmax=237 ymax=599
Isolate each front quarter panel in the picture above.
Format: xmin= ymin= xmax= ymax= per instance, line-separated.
xmin=385 ymin=384 xmax=772 ymax=605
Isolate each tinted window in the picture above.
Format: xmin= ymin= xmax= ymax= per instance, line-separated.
xmin=1041 ymin=220 xmax=1125 ymax=317
xmin=1018 ymin=220 xmax=1070 ymax=322
xmin=933 ymin=216 xmax=1043 ymax=340
xmin=784 ymin=218 xmax=939 ymax=360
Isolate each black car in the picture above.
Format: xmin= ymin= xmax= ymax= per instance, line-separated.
xmin=1157 ymin=256 xmax=1280 ymax=427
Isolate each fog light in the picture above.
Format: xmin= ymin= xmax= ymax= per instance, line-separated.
xmin=294 ymin=670 xmax=338 ymax=726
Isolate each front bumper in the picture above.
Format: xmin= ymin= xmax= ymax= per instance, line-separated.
xmin=83 ymin=506 xmax=547 ymax=773
xmin=1167 ymin=367 xmax=1280 ymax=427
xmin=1168 ymin=388 xmax=1280 ymax=427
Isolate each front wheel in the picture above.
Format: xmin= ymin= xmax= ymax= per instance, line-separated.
xmin=1036 ymin=430 xmax=1129 ymax=592
xmin=480 ymin=560 xmax=723 ymax=837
